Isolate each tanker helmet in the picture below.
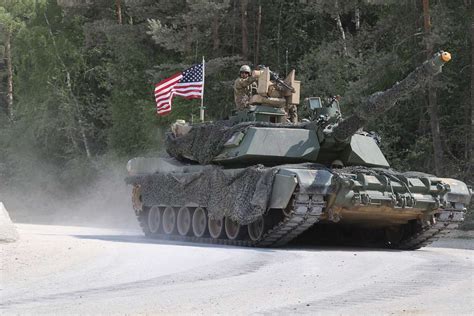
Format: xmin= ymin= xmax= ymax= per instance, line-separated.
xmin=239 ymin=65 xmax=251 ymax=74
xmin=331 ymin=159 xmax=344 ymax=169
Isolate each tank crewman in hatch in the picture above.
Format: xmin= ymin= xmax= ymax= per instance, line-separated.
xmin=234 ymin=65 xmax=258 ymax=110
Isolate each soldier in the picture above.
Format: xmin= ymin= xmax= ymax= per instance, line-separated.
xmin=285 ymin=103 xmax=298 ymax=123
xmin=234 ymin=65 xmax=258 ymax=110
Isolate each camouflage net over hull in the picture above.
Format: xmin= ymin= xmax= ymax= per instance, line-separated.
xmin=126 ymin=163 xmax=446 ymax=225
xmin=126 ymin=165 xmax=278 ymax=225
xmin=166 ymin=120 xmax=308 ymax=165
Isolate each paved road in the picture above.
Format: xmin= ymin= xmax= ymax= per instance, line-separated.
xmin=1 ymin=224 xmax=473 ymax=315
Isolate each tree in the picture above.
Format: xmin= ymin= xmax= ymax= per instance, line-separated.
xmin=240 ymin=0 xmax=249 ymax=60
xmin=0 ymin=0 xmax=471 ymax=196
xmin=469 ymin=0 xmax=473 ymax=177
xmin=422 ymin=0 xmax=444 ymax=175
xmin=0 ymin=0 xmax=37 ymax=119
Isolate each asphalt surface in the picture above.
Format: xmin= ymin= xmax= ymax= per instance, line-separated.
xmin=1 ymin=224 xmax=473 ymax=315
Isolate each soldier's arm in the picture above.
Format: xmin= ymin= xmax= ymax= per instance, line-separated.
xmin=234 ymin=76 xmax=257 ymax=89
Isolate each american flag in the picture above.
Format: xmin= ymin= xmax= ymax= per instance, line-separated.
xmin=154 ymin=63 xmax=204 ymax=115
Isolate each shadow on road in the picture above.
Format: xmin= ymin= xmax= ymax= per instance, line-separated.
xmin=71 ymin=233 xmax=400 ymax=253
xmin=72 ymin=234 xmax=277 ymax=252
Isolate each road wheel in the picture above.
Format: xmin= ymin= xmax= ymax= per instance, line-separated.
xmin=225 ymin=217 xmax=245 ymax=240
xmin=162 ymin=206 xmax=176 ymax=235
xmin=177 ymin=207 xmax=192 ymax=236
xmin=192 ymin=207 xmax=207 ymax=237
xmin=147 ymin=205 xmax=162 ymax=234
xmin=248 ymin=215 xmax=265 ymax=241
xmin=208 ymin=217 xmax=224 ymax=239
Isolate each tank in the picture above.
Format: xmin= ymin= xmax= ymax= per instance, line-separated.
xmin=126 ymin=51 xmax=472 ymax=249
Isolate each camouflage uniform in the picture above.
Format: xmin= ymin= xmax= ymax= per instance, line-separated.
xmin=234 ymin=76 xmax=257 ymax=110
xmin=285 ymin=103 xmax=298 ymax=123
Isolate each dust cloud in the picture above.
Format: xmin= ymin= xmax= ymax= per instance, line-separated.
xmin=0 ymin=160 xmax=140 ymax=231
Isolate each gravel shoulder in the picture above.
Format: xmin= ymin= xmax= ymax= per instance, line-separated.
xmin=1 ymin=224 xmax=473 ymax=315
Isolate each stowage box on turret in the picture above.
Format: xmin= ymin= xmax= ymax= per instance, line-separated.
xmin=126 ymin=51 xmax=471 ymax=249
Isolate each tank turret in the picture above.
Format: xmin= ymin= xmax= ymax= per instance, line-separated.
xmin=332 ymin=51 xmax=451 ymax=142
xmin=163 ymin=52 xmax=452 ymax=167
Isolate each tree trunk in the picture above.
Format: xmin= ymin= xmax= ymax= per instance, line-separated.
xmin=469 ymin=5 xmax=474 ymax=167
xmin=276 ymin=1 xmax=283 ymax=68
xmin=422 ymin=0 xmax=431 ymax=31
xmin=66 ymin=72 xmax=91 ymax=159
xmin=183 ymin=1 xmax=192 ymax=55
xmin=427 ymin=84 xmax=444 ymax=173
xmin=211 ymin=14 xmax=220 ymax=52
xmin=354 ymin=6 xmax=360 ymax=31
xmin=254 ymin=4 xmax=262 ymax=66
xmin=115 ymin=0 xmax=123 ymax=25
xmin=240 ymin=0 xmax=249 ymax=60
xmin=5 ymin=31 xmax=13 ymax=120
xmin=231 ymin=0 xmax=236 ymax=55
xmin=335 ymin=14 xmax=347 ymax=56
xmin=44 ymin=13 xmax=91 ymax=159
xmin=422 ymin=0 xmax=444 ymax=175
xmin=184 ymin=22 xmax=192 ymax=55
xmin=335 ymin=0 xmax=347 ymax=56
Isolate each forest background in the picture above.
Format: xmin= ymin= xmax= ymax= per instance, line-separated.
xmin=0 ymin=0 xmax=472 ymax=227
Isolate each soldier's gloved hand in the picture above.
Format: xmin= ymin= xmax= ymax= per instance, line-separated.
xmin=251 ymin=71 xmax=259 ymax=80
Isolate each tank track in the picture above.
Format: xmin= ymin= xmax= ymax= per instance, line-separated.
xmin=257 ymin=193 xmax=324 ymax=247
xmin=136 ymin=193 xmax=325 ymax=248
xmin=136 ymin=197 xmax=462 ymax=250
xmin=396 ymin=209 xmax=464 ymax=250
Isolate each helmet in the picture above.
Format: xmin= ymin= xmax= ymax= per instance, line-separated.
xmin=239 ymin=65 xmax=251 ymax=74
xmin=331 ymin=160 xmax=344 ymax=169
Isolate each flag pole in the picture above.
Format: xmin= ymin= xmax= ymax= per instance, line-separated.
xmin=200 ymin=56 xmax=205 ymax=122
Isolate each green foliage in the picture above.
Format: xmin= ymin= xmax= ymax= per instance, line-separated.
xmin=0 ymin=0 xmax=39 ymax=33
xmin=0 ymin=0 xmax=471 ymax=198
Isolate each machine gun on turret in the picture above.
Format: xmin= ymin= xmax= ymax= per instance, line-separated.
xmin=269 ymin=70 xmax=296 ymax=93
xmin=255 ymin=65 xmax=295 ymax=93
xmin=247 ymin=67 xmax=300 ymax=109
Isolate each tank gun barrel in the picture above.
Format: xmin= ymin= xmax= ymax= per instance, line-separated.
xmin=332 ymin=51 xmax=451 ymax=142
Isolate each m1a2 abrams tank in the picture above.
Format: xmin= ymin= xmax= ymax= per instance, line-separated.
xmin=126 ymin=51 xmax=471 ymax=249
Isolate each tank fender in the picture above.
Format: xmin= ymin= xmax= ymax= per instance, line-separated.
xmin=269 ymin=168 xmax=334 ymax=209
xmin=281 ymin=168 xmax=334 ymax=194
xmin=268 ymin=173 xmax=298 ymax=209
xmin=439 ymin=178 xmax=472 ymax=208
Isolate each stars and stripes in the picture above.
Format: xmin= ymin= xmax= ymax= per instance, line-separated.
xmin=154 ymin=63 xmax=204 ymax=115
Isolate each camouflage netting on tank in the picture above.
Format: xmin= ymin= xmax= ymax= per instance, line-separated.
xmin=166 ymin=120 xmax=309 ymax=165
xmin=128 ymin=165 xmax=278 ymax=225
xmin=127 ymin=164 xmax=441 ymax=225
